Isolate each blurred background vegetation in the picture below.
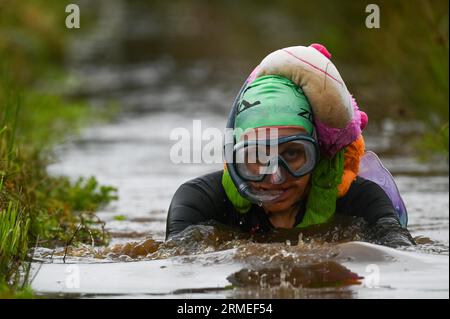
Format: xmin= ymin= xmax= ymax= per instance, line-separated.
xmin=0 ymin=0 xmax=448 ymax=297
xmin=1 ymin=0 xmax=448 ymax=152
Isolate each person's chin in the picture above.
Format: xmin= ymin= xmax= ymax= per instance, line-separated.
xmin=264 ymin=202 xmax=289 ymax=211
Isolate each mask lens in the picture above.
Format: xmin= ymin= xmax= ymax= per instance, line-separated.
xmin=280 ymin=142 xmax=307 ymax=171
xmin=235 ymin=144 xmax=275 ymax=181
xmin=234 ymin=135 xmax=317 ymax=181
xmin=279 ymin=140 xmax=316 ymax=176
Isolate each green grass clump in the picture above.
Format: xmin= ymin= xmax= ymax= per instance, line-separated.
xmin=0 ymin=202 xmax=29 ymax=291
xmin=0 ymin=68 xmax=117 ymax=298
xmin=113 ymin=215 xmax=127 ymax=221
xmin=0 ymin=1 xmax=119 ymax=297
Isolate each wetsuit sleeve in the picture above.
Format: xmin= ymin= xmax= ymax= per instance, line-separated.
xmin=165 ymin=171 xmax=227 ymax=240
xmin=336 ymin=177 xmax=415 ymax=247
xmin=165 ymin=183 xmax=215 ymax=239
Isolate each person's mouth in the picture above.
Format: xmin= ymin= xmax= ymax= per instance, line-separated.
xmin=251 ymin=183 xmax=291 ymax=192
xmin=249 ymin=185 xmax=292 ymax=203
xmin=270 ymin=188 xmax=291 ymax=203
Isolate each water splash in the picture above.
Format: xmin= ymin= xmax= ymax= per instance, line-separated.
xmin=32 ymin=216 xmax=373 ymax=263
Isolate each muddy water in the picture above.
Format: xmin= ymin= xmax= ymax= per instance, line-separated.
xmin=31 ymin=0 xmax=449 ymax=298
xmin=32 ymin=111 xmax=449 ymax=299
xmin=46 ymin=113 xmax=449 ymax=246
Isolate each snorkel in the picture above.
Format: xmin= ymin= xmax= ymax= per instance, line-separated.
xmin=224 ymin=81 xmax=259 ymax=203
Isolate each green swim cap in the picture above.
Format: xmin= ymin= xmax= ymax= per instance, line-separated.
xmin=235 ymin=75 xmax=314 ymax=141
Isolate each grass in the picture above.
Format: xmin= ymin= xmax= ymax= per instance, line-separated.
xmin=0 ymin=0 xmax=447 ymax=299
xmin=113 ymin=215 xmax=127 ymax=221
xmin=0 ymin=66 xmax=118 ymax=298
xmin=0 ymin=1 xmax=119 ymax=298
xmin=0 ymin=202 xmax=30 ymax=294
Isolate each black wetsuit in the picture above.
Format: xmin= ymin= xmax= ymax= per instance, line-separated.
xmin=166 ymin=170 xmax=415 ymax=246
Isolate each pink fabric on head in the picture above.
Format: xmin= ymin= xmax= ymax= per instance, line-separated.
xmin=309 ymin=43 xmax=332 ymax=59
xmin=315 ymin=95 xmax=363 ymax=158
xmin=360 ymin=111 xmax=368 ymax=130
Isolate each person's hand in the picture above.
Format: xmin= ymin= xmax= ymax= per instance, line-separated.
xmin=368 ymin=216 xmax=416 ymax=247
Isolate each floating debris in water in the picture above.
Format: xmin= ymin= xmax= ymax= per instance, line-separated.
xmin=104 ymin=238 xmax=161 ymax=259
xmin=227 ymin=261 xmax=362 ymax=289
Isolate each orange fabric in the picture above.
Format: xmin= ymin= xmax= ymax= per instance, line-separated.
xmin=338 ymin=135 xmax=365 ymax=197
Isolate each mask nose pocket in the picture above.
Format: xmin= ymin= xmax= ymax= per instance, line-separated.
xmin=261 ymin=158 xmax=286 ymax=185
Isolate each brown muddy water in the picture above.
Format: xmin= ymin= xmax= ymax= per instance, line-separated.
xmin=29 ymin=112 xmax=449 ymax=299
xmin=30 ymin=0 xmax=449 ymax=298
